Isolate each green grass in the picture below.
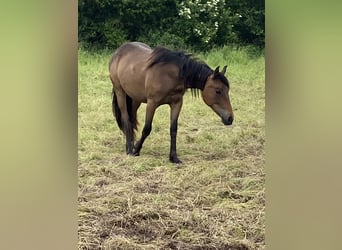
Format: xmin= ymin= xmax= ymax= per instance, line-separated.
xmin=78 ymin=45 xmax=265 ymax=249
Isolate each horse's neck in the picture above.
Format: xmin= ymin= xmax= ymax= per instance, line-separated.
xmin=186 ymin=78 xmax=206 ymax=90
xmin=185 ymin=61 xmax=212 ymax=90
xmin=185 ymin=71 xmax=211 ymax=90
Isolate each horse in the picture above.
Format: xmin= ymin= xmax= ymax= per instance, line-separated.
xmin=109 ymin=42 xmax=234 ymax=164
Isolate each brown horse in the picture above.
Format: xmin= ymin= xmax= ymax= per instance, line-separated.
xmin=109 ymin=42 xmax=234 ymax=163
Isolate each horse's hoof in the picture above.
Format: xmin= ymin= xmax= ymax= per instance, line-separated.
xmin=170 ymin=156 xmax=182 ymax=164
xmin=132 ymin=149 xmax=140 ymax=156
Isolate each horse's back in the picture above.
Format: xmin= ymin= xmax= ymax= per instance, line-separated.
xmin=109 ymin=42 xmax=184 ymax=105
xmin=109 ymin=42 xmax=151 ymax=73
xmin=109 ymin=42 xmax=152 ymax=102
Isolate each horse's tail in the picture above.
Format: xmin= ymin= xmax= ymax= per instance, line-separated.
xmin=112 ymin=88 xmax=138 ymax=140
xmin=112 ymin=89 xmax=123 ymax=131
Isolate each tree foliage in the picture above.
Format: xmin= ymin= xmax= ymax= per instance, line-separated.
xmin=78 ymin=0 xmax=264 ymax=51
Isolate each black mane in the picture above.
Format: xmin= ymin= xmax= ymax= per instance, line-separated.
xmin=148 ymin=46 xmax=220 ymax=90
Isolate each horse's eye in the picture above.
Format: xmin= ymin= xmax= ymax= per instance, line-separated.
xmin=216 ymin=90 xmax=221 ymax=95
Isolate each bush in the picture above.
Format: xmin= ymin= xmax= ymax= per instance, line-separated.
xmin=103 ymin=19 xmax=128 ymax=50
xmin=78 ymin=0 xmax=264 ymax=50
xmin=138 ymin=31 xmax=187 ymax=50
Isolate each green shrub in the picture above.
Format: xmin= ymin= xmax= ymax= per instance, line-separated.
xmin=138 ymin=31 xmax=187 ymax=50
xmin=103 ymin=19 xmax=128 ymax=50
xmin=78 ymin=0 xmax=264 ymax=50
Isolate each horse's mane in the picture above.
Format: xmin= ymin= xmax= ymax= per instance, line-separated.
xmin=147 ymin=46 xmax=229 ymax=91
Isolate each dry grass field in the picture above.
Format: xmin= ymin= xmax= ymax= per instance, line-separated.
xmin=78 ymin=46 xmax=265 ymax=249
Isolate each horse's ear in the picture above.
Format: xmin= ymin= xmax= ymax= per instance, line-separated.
xmin=221 ymin=65 xmax=227 ymax=75
xmin=214 ymin=66 xmax=220 ymax=75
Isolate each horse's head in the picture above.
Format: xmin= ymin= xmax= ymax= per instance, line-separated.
xmin=202 ymin=66 xmax=234 ymax=125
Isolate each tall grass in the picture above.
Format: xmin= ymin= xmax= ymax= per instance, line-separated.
xmin=78 ymin=45 xmax=265 ymax=249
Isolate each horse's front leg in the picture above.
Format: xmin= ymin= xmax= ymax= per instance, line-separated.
xmin=133 ymin=101 xmax=157 ymax=156
xmin=169 ymin=99 xmax=183 ymax=164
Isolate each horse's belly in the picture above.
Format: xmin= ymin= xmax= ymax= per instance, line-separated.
xmin=121 ymin=79 xmax=147 ymax=103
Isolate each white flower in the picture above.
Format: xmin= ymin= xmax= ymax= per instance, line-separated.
xmin=194 ymin=28 xmax=202 ymax=36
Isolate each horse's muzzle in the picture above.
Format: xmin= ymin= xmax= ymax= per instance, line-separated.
xmin=222 ymin=115 xmax=234 ymax=125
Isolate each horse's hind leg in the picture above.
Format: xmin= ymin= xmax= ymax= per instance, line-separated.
xmin=115 ymin=89 xmax=135 ymax=154
xmin=131 ymin=100 xmax=141 ymax=133
xmin=133 ymin=100 xmax=157 ymax=156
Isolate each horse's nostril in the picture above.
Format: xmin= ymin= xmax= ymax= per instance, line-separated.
xmin=228 ymin=116 xmax=233 ymax=124
xmin=222 ymin=115 xmax=233 ymax=125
